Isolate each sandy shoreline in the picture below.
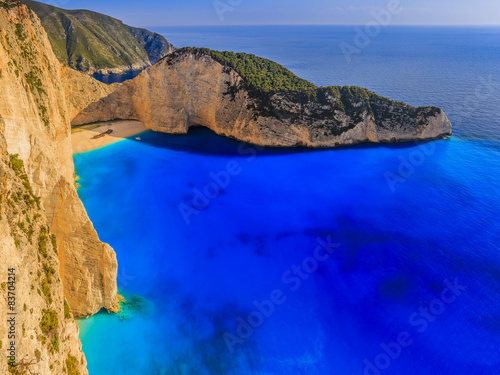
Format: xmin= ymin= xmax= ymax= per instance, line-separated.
xmin=71 ymin=120 xmax=148 ymax=153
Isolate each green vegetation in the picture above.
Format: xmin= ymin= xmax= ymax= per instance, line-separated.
xmin=17 ymin=221 xmax=26 ymax=233
xmin=51 ymin=234 xmax=58 ymax=254
xmin=38 ymin=233 xmax=48 ymax=258
xmin=37 ymin=334 xmax=46 ymax=345
xmin=9 ymin=154 xmax=24 ymax=175
xmin=24 ymin=0 xmax=175 ymax=74
xmin=51 ymin=334 xmax=59 ymax=353
xmin=41 ymin=278 xmax=50 ymax=297
xmin=40 ymin=262 xmax=56 ymax=303
xmin=14 ymin=23 xmax=26 ymax=41
xmin=25 ymin=71 xmax=45 ymax=96
xmin=6 ymin=11 xmax=52 ymax=129
xmin=39 ymin=309 xmax=58 ymax=334
xmin=3 ymin=172 xmax=29 ymax=250
xmin=43 ymin=263 xmax=56 ymax=282
xmin=10 ymin=16 xmax=51 ymax=129
xmin=165 ymin=47 xmax=318 ymax=117
xmin=0 ymin=1 xmax=21 ymax=10
xmin=66 ymin=355 xmax=80 ymax=375
xmin=8 ymin=162 xmax=41 ymax=210
xmin=168 ymin=47 xmax=316 ymax=94
xmin=64 ymin=299 xmax=71 ymax=319
xmin=24 ymin=69 xmax=50 ymax=127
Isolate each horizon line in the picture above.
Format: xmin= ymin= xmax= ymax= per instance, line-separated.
xmin=144 ymin=23 xmax=500 ymax=28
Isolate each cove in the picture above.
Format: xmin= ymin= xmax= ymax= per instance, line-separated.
xmin=75 ymin=128 xmax=500 ymax=374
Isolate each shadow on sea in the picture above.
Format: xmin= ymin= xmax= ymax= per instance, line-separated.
xmin=127 ymin=126 xmax=444 ymax=157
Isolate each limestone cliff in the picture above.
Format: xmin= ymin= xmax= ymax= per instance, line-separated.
xmin=0 ymin=2 xmax=119 ymax=373
xmin=0 ymin=147 xmax=88 ymax=374
xmin=60 ymin=65 xmax=116 ymax=120
xmin=72 ymin=49 xmax=452 ymax=147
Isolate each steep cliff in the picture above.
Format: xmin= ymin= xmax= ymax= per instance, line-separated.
xmin=23 ymin=0 xmax=176 ymax=75
xmin=0 ymin=2 xmax=119 ymax=373
xmin=0 ymin=149 xmax=88 ymax=375
xmin=72 ymin=48 xmax=452 ymax=147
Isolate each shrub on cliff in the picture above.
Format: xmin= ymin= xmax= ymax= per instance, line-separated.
xmin=66 ymin=354 xmax=81 ymax=375
xmin=9 ymin=154 xmax=24 ymax=175
xmin=38 ymin=233 xmax=48 ymax=258
xmin=64 ymin=299 xmax=71 ymax=319
xmin=40 ymin=309 xmax=58 ymax=334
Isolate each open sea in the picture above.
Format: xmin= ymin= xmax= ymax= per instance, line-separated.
xmin=75 ymin=26 xmax=500 ymax=374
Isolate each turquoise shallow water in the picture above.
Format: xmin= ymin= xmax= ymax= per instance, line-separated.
xmin=75 ymin=26 xmax=500 ymax=374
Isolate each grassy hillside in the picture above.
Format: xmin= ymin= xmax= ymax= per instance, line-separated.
xmin=23 ymin=0 xmax=175 ymax=74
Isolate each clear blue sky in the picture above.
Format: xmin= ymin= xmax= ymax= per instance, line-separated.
xmin=38 ymin=0 xmax=500 ymax=27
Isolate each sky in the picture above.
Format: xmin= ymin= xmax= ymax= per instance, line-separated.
xmin=37 ymin=0 xmax=500 ymax=27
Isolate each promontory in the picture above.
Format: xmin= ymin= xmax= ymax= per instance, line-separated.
xmin=71 ymin=48 xmax=452 ymax=147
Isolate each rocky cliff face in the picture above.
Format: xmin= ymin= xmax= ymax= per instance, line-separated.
xmin=0 ymin=2 xmax=119 ymax=373
xmin=60 ymin=65 xmax=116 ymax=120
xmin=72 ymin=51 xmax=452 ymax=147
xmin=23 ymin=0 xmax=176 ymax=75
xmin=0 ymin=145 xmax=88 ymax=375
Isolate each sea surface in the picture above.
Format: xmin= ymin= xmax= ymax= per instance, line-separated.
xmin=75 ymin=26 xmax=500 ymax=374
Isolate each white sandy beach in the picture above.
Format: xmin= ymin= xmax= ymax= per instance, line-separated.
xmin=71 ymin=120 xmax=148 ymax=153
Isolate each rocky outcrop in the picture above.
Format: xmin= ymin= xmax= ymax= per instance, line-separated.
xmin=0 ymin=3 xmax=119 ymax=373
xmin=23 ymin=0 xmax=176 ymax=75
xmin=72 ymin=51 xmax=452 ymax=147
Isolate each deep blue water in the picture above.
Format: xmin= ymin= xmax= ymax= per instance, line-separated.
xmin=76 ymin=26 xmax=500 ymax=374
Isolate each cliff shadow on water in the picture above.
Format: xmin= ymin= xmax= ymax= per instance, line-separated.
xmin=131 ymin=126 xmax=448 ymax=157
